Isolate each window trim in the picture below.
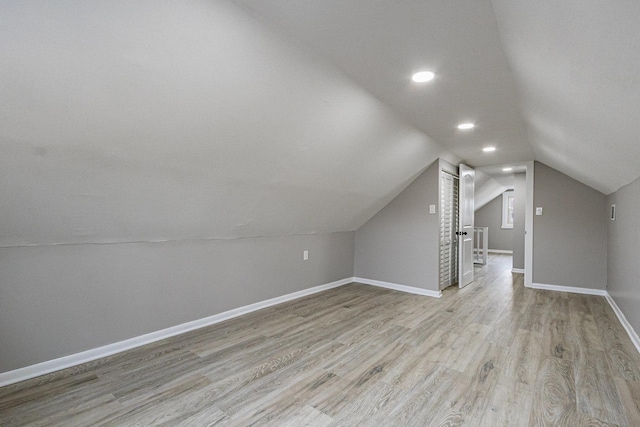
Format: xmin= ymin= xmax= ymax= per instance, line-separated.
xmin=501 ymin=190 xmax=515 ymax=229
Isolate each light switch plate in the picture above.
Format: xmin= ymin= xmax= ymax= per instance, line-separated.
xmin=536 ymin=207 xmax=543 ymax=216
xmin=429 ymin=204 xmax=436 ymax=214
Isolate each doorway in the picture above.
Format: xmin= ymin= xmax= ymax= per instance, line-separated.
xmin=473 ymin=161 xmax=534 ymax=286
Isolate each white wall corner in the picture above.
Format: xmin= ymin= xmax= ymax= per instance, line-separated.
xmin=353 ymin=277 xmax=442 ymax=298
xmin=605 ymin=293 xmax=640 ymax=355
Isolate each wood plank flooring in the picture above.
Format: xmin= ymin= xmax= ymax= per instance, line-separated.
xmin=2 ymin=255 xmax=640 ymax=426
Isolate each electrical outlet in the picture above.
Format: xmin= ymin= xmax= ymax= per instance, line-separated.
xmin=303 ymin=250 xmax=309 ymax=260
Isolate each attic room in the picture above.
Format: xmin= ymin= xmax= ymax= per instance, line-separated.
xmin=1 ymin=0 xmax=640 ymax=425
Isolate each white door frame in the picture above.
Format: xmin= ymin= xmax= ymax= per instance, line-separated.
xmin=524 ymin=161 xmax=534 ymax=288
xmin=458 ymin=164 xmax=475 ymax=288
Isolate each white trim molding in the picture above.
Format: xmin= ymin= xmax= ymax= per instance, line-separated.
xmin=511 ymin=268 xmax=525 ymax=274
xmin=528 ymin=282 xmax=607 ymax=296
xmin=501 ymin=190 xmax=515 ymax=229
xmin=488 ymin=249 xmax=513 ymax=254
xmin=605 ymin=293 xmax=640 ymax=354
xmin=0 ymin=276 xmax=445 ymax=387
xmin=0 ymin=277 xmax=352 ymax=388
xmin=524 ymin=161 xmax=534 ymax=289
xmin=353 ymin=277 xmax=442 ymax=298
xmin=516 ymin=281 xmax=640 ymax=356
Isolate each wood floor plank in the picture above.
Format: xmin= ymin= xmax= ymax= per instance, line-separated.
xmin=479 ymin=379 xmax=532 ymax=427
xmin=229 ymin=369 xmax=340 ymax=425
xmin=530 ymin=357 xmax=578 ymax=427
xmin=325 ymin=380 xmax=396 ymax=426
xmin=574 ymin=345 xmax=628 ymax=425
xmin=2 ymin=254 xmax=639 ymax=426
xmin=520 ymin=291 xmax=552 ymax=333
xmin=570 ymin=312 xmax=604 ymax=352
xmin=542 ymin=317 xmax=574 ymax=360
xmin=428 ymin=338 xmax=502 ymax=426
xmin=172 ymin=406 xmax=228 ymax=426
xmin=281 ymin=405 xmax=333 ymax=427
xmin=501 ymin=329 xmax=543 ymax=386
xmin=613 ymin=377 xmax=640 ymax=426
xmin=375 ymin=364 xmax=462 ymax=427
xmin=437 ymin=322 xmax=491 ymax=372
xmin=486 ymin=308 xmax=525 ymax=348
xmin=597 ymin=316 xmax=640 ymax=382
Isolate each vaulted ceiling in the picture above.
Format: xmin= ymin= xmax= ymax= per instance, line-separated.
xmin=1 ymin=1 xmax=639 ymax=245
xmin=233 ymin=0 xmax=640 ymax=195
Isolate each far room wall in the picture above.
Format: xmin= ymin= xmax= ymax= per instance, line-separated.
xmin=474 ymin=192 xmax=513 ymax=252
xmin=533 ymin=162 xmax=607 ymax=290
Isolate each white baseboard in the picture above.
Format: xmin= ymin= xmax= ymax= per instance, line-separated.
xmin=511 ymin=268 xmax=525 ymax=274
xmin=5 ymin=275 xmax=637 ymax=388
xmin=477 ymin=249 xmax=513 ymax=254
xmin=0 ymin=277 xmax=352 ymax=388
xmin=353 ymin=277 xmax=442 ymax=298
xmin=528 ymin=282 xmax=607 ymax=296
xmin=605 ymin=293 xmax=640 ymax=354
xmin=524 ymin=283 xmax=639 ymax=356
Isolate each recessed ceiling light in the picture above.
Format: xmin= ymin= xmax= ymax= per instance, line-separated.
xmin=483 ymin=147 xmax=496 ymax=152
xmin=457 ymin=123 xmax=475 ymax=130
xmin=503 ymin=167 xmax=513 ymax=172
xmin=412 ymin=71 xmax=435 ymax=83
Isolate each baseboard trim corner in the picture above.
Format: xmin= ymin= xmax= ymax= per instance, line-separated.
xmin=353 ymin=277 xmax=442 ymax=298
xmin=0 ymin=277 xmax=352 ymax=388
xmin=529 ymin=282 xmax=607 ymax=296
xmin=605 ymin=293 xmax=640 ymax=354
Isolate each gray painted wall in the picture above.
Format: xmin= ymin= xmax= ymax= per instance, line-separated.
xmin=513 ymin=173 xmax=526 ymax=269
xmin=0 ymin=232 xmax=354 ymax=373
xmin=474 ymin=194 xmax=513 ymax=251
xmin=533 ymin=162 xmax=607 ymax=289
xmin=354 ymin=160 xmax=440 ymax=291
xmin=607 ymin=176 xmax=640 ymax=336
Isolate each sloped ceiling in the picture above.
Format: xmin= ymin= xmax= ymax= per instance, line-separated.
xmin=0 ymin=0 xmax=454 ymax=245
xmin=2 ymin=0 xmax=638 ymax=245
xmin=490 ymin=0 xmax=640 ymax=194
xmin=232 ymin=0 xmax=535 ymax=168
xmin=233 ymin=0 xmax=640 ymax=195
xmin=474 ymin=170 xmax=508 ymax=212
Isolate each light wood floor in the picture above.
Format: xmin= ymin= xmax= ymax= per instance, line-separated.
xmin=2 ymin=255 xmax=640 ymax=426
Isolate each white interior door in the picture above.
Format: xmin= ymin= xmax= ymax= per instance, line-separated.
xmin=458 ymin=164 xmax=475 ymax=288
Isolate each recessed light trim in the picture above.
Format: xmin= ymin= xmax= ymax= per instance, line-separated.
xmin=483 ymin=147 xmax=496 ymax=152
xmin=457 ymin=123 xmax=475 ymax=130
xmin=412 ymin=71 xmax=435 ymax=83
xmin=503 ymin=167 xmax=513 ymax=172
